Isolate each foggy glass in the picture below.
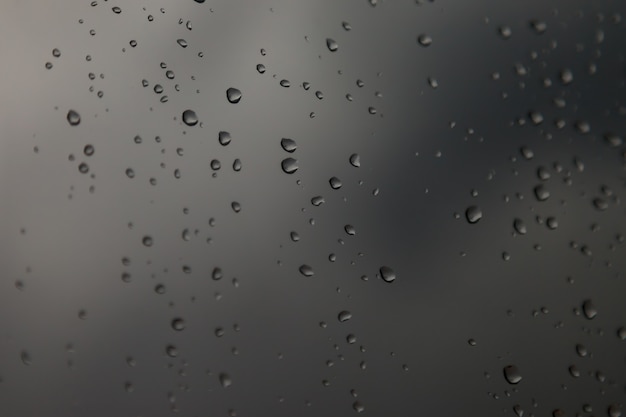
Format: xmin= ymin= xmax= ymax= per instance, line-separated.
xmin=1 ymin=0 xmax=625 ymax=416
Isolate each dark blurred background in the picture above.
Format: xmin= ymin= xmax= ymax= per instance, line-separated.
xmin=1 ymin=0 xmax=625 ymax=416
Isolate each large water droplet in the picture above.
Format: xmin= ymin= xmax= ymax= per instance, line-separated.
xmin=349 ymin=153 xmax=361 ymax=167
xmin=534 ymin=185 xmax=550 ymax=201
xmin=513 ymin=218 xmax=527 ymax=235
xmin=212 ymin=267 xmax=223 ymax=280
xmin=582 ymin=299 xmax=597 ymax=319
xmin=379 ymin=266 xmax=396 ymax=283
xmin=503 ymin=365 xmax=522 ymax=384
xmin=329 ymin=177 xmax=342 ymax=189
xmin=280 ymin=138 xmax=297 ymax=153
xmin=218 ymin=131 xmax=231 ymax=146
xmin=338 ymin=310 xmax=352 ymax=322
xmin=226 ymin=88 xmax=242 ymax=103
xmin=299 ymin=264 xmax=314 ymax=277
xmin=182 ymin=110 xmax=198 ymax=126
xmin=67 ymin=110 xmax=81 ymax=126
xmin=465 ymin=206 xmax=482 ymax=224
xmin=281 ymin=158 xmax=299 ymax=174
xmin=326 ymin=38 xmax=338 ymax=52
xmin=176 ymin=38 xmax=188 ymax=48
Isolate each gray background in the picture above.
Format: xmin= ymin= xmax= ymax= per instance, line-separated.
xmin=1 ymin=0 xmax=625 ymax=416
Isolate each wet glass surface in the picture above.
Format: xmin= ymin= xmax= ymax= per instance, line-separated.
xmin=0 ymin=0 xmax=625 ymax=416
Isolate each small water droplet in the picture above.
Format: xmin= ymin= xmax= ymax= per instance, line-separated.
xmin=67 ymin=110 xmax=81 ymax=126
xmin=171 ymin=318 xmax=185 ymax=331
xmin=112 ymin=6 xmax=121 ymax=13
xmin=226 ymin=88 xmax=242 ymax=103
xmin=279 ymin=79 xmax=291 ymax=87
xmin=417 ymin=34 xmax=433 ymax=47
xmin=353 ymin=401 xmax=365 ymax=413
xmin=219 ymin=373 xmax=232 ymax=388
xmin=560 ymin=69 xmax=573 ymax=84
xmin=342 ymin=21 xmax=352 ymax=31
xmin=311 ymin=196 xmax=325 ymax=206
xmin=142 ymin=236 xmax=153 ymax=247
xmin=52 ymin=48 xmax=61 ymax=57
xmin=165 ymin=345 xmax=178 ymax=358
xmin=212 ymin=267 xmax=223 ymax=280
xmin=21 ymin=350 xmax=32 ymax=366
xmin=256 ymin=64 xmax=265 ymax=74
xmin=176 ymin=38 xmax=188 ymax=48
xmin=498 ymin=26 xmax=512 ymax=39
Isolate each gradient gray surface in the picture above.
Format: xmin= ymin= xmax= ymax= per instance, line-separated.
xmin=1 ymin=0 xmax=625 ymax=416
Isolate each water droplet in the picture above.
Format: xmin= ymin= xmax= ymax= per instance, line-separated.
xmin=617 ymin=327 xmax=626 ymax=340
xmin=52 ymin=48 xmax=61 ymax=57
xmin=280 ymin=138 xmax=297 ymax=153
xmin=165 ymin=345 xmax=178 ymax=358
xmin=503 ymin=365 xmax=522 ymax=384
xmin=67 ymin=110 xmax=81 ymax=126
xmin=513 ymin=404 xmax=524 ymax=417
xmin=338 ymin=310 xmax=352 ymax=322
xmin=256 ymin=64 xmax=265 ymax=74
xmin=45 ymin=62 xmax=53 ymax=69
xmin=593 ymin=198 xmax=608 ymax=211
xmin=498 ymin=26 xmax=512 ymax=39
xmin=379 ymin=266 xmax=396 ymax=283
xmin=182 ymin=110 xmax=198 ymax=126
xmin=219 ymin=373 xmax=232 ymax=388
xmin=142 ymin=236 xmax=153 ymax=247
xmin=530 ymin=20 xmax=547 ymax=34
xmin=560 ymin=69 xmax=573 ymax=84
xmin=582 ymin=299 xmax=597 ymax=319
xmin=353 ymin=401 xmax=365 ymax=413
xmin=212 ymin=267 xmax=223 ymax=280
xmin=155 ymin=284 xmax=166 ymax=294
xmin=279 ymin=79 xmax=291 ymax=87
xmin=299 ymin=264 xmax=314 ymax=277
xmin=468 ymin=338 xmax=477 ymax=346
xmin=329 ymin=177 xmax=342 ymax=189
xmin=78 ymin=163 xmax=89 ymax=174
xmin=608 ymin=404 xmax=622 ymax=417
xmin=166 ymin=70 xmax=175 ymax=79
xmin=21 ymin=350 xmax=32 ymax=366
xmin=176 ymin=38 xmax=188 ymax=48
xmin=281 ymin=158 xmax=299 ymax=174
xmin=417 ymin=34 xmax=433 ymax=47
xmin=465 ymin=206 xmax=482 ymax=224
xmin=210 ymin=159 xmax=221 ymax=170
xmin=349 ymin=153 xmax=361 ymax=167
xmin=326 ymin=38 xmax=338 ymax=52
xmin=218 ymin=131 xmax=231 ymax=146
xmin=171 ymin=318 xmax=185 ymax=331
xmin=342 ymin=21 xmax=352 ymax=31
xmin=311 ymin=196 xmax=325 ymax=206
xmin=513 ymin=218 xmax=527 ymax=235
xmin=226 ymin=88 xmax=242 ymax=103
xmin=232 ymin=159 xmax=242 ymax=171
xmin=575 ymin=343 xmax=588 ymax=357
xmin=546 ymin=217 xmax=558 ymax=230
xmin=534 ymin=185 xmax=550 ymax=201
xmin=112 ymin=6 xmax=121 ymax=13
xmin=125 ymin=168 xmax=135 ymax=178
